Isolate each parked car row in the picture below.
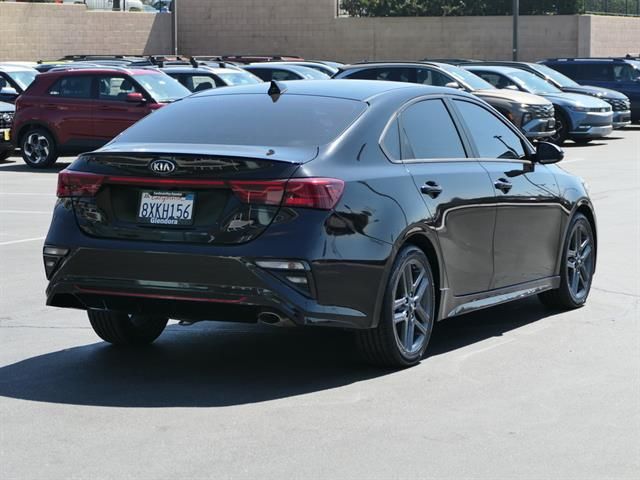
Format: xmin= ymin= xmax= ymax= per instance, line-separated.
xmin=0 ymin=54 xmax=637 ymax=168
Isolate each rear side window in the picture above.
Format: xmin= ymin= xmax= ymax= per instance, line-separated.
xmin=116 ymin=93 xmax=367 ymax=148
xmin=571 ymin=63 xmax=614 ymax=81
xmin=48 ymin=76 xmax=93 ymax=99
xmin=453 ymin=100 xmax=525 ymax=159
xmin=399 ymin=99 xmax=466 ymax=160
xmin=380 ymin=118 xmax=401 ymax=160
xmin=348 ymin=68 xmax=413 ymax=83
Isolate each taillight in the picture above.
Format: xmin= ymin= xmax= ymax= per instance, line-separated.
xmin=57 ymin=170 xmax=344 ymax=210
xmin=57 ymin=170 xmax=105 ymax=197
xmin=282 ymin=178 xmax=344 ymax=210
xmin=230 ymin=178 xmax=344 ymax=210
xmin=229 ymin=180 xmax=287 ymax=206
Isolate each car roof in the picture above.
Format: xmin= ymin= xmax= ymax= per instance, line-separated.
xmin=464 ymin=65 xmax=525 ymax=75
xmin=543 ymin=57 xmax=635 ymax=63
xmin=340 ymin=61 xmax=439 ymax=71
xmin=190 ymin=79 xmax=467 ymax=102
xmin=162 ymin=67 xmax=217 ymax=74
xmin=41 ymin=67 xmax=162 ymax=77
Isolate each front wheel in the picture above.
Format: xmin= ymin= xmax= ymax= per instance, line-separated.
xmin=539 ymin=213 xmax=595 ymax=309
xmin=21 ymin=128 xmax=58 ymax=168
xmin=88 ymin=310 xmax=168 ymax=346
xmin=547 ymin=111 xmax=569 ymax=146
xmin=356 ymin=246 xmax=436 ymax=368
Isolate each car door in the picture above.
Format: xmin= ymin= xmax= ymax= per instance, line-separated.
xmin=451 ymin=99 xmax=563 ymax=289
xmin=45 ymin=74 xmax=96 ymax=149
xmin=395 ymin=97 xmax=496 ymax=296
xmin=95 ymin=75 xmax=151 ymax=142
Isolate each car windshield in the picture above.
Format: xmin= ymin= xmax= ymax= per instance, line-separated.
xmin=133 ymin=73 xmax=191 ymax=102
xmin=508 ymin=70 xmax=561 ymax=94
xmin=216 ymin=71 xmax=262 ymax=86
xmin=532 ymin=64 xmax=580 ymax=87
xmin=6 ymin=70 xmax=38 ymax=90
xmin=439 ymin=64 xmax=495 ymax=91
xmin=116 ymin=94 xmax=367 ymax=148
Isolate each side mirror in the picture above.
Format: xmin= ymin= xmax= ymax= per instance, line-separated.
xmin=126 ymin=92 xmax=146 ymax=103
xmin=534 ymin=141 xmax=564 ymax=164
xmin=444 ymin=81 xmax=462 ymax=89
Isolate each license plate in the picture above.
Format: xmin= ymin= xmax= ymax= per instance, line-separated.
xmin=137 ymin=191 xmax=195 ymax=226
xmin=1 ymin=129 xmax=9 ymax=142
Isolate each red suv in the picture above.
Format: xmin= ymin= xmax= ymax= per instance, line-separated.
xmin=12 ymin=67 xmax=190 ymax=168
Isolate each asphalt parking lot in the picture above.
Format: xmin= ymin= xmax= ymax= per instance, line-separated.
xmin=0 ymin=131 xmax=639 ymax=479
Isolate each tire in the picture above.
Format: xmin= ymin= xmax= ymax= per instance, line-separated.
xmin=548 ymin=110 xmax=569 ymax=146
xmin=539 ymin=213 xmax=595 ymax=309
xmin=20 ymin=127 xmax=58 ymax=168
xmin=356 ymin=245 xmax=436 ymax=368
xmin=88 ymin=310 xmax=168 ymax=346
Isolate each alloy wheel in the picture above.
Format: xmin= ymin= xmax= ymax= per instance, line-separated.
xmin=392 ymin=259 xmax=433 ymax=355
xmin=23 ymin=133 xmax=50 ymax=165
xmin=566 ymin=223 xmax=594 ymax=301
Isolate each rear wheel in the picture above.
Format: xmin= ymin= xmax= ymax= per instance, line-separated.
xmin=356 ymin=245 xmax=435 ymax=368
xmin=539 ymin=213 xmax=595 ymax=309
xmin=88 ymin=310 xmax=168 ymax=346
xmin=21 ymin=128 xmax=58 ymax=168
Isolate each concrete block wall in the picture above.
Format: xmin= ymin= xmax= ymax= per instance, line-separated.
xmin=177 ymin=0 xmax=640 ymax=62
xmin=0 ymin=3 xmax=172 ymax=61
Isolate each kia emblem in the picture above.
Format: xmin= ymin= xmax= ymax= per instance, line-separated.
xmin=149 ymin=159 xmax=177 ymax=175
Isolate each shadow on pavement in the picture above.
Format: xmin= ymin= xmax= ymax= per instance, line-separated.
xmin=0 ymin=297 xmax=552 ymax=408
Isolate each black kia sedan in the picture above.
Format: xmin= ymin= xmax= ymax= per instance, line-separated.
xmin=44 ymin=80 xmax=597 ymax=367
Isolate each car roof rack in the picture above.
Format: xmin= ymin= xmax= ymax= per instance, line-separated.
xmin=220 ymin=54 xmax=304 ymax=64
xmin=422 ymin=58 xmax=482 ymax=65
xmin=544 ymin=57 xmax=633 ymax=62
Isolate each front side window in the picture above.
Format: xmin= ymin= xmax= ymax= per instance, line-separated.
xmin=399 ymin=99 xmax=466 ymax=160
xmin=97 ymin=76 xmax=142 ymax=101
xmin=613 ymin=64 xmax=640 ymax=82
xmin=416 ymin=68 xmax=451 ymax=87
xmin=346 ymin=68 xmax=413 ymax=83
xmin=453 ymin=100 xmax=525 ymax=159
xmin=48 ymin=76 xmax=93 ymax=99
xmin=216 ymin=71 xmax=261 ymax=86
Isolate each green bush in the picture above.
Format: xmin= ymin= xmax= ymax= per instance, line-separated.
xmin=339 ymin=1 xmax=586 ymax=16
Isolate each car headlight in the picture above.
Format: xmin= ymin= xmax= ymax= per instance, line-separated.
xmin=519 ymin=103 xmax=530 ymax=109
xmin=569 ymin=105 xmax=590 ymax=112
xmin=1 ymin=112 xmax=13 ymax=123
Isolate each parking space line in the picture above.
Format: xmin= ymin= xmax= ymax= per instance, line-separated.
xmin=0 ymin=236 xmax=45 ymax=246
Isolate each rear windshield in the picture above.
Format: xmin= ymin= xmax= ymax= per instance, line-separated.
xmin=116 ymin=93 xmax=367 ymax=147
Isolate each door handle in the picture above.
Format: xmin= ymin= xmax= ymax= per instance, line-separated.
xmin=420 ymin=181 xmax=443 ymax=198
xmin=494 ymin=178 xmax=513 ymax=194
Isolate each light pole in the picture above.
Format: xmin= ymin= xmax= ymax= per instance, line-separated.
xmin=173 ymin=0 xmax=178 ymax=56
xmin=512 ymin=0 xmax=519 ymax=61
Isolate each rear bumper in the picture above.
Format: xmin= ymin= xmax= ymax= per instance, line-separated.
xmin=43 ymin=199 xmax=392 ymax=330
xmin=46 ymin=247 xmax=373 ymax=329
